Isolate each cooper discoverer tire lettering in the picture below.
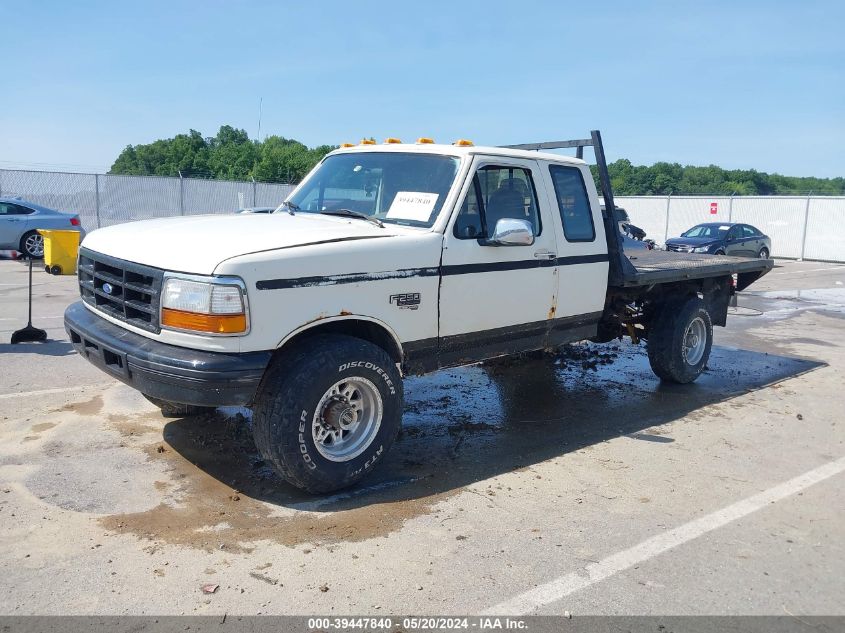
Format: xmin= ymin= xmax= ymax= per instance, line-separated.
xmin=252 ymin=334 xmax=403 ymax=493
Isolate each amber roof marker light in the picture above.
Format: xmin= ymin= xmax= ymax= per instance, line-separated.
xmin=453 ymin=139 xmax=474 ymax=147
xmin=339 ymin=142 xmax=355 ymax=148
xmin=383 ymin=137 xmax=402 ymax=144
xmin=416 ymin=137 xmax=435 ymax=144
xmin=359 ymin=139 xmax=376 ymax=145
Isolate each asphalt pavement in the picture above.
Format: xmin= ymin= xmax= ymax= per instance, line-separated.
xmin=0 ymin=257 xmax=843 ymax=616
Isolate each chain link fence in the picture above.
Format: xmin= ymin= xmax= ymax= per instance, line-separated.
xmin=616 ymin=195 xmax=845 ymax=262
xmin=1 ymin=169 xmax=843 ymax=262
xmin=0 ymin=169 xmax=294 ymax=232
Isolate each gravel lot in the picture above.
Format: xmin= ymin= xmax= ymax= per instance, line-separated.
xmin=1 ymin=257 xmax=843 ymax=616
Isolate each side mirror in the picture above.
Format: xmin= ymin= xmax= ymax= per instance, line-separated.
xmin=480 ymin=218 xmax=535 ymax=246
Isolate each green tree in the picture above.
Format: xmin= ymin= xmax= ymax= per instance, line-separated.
xmin=111 ymin=129 xmax=843 ymax=193
xmin=110 ymin=126 xmax=335 ymax=183
xmin=591 ymin=159 xmax=842 ymax=196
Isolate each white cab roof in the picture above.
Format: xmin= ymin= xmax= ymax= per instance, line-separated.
xmin=328 ymin=142 xmax=586 ymax=166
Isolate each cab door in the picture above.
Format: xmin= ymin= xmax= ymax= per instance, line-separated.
xmin=438 ymin=156 xmax=558 ymax=366
xmin=538 ymin=162 xmax=610 ymax=344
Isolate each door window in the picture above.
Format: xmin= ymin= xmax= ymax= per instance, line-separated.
xmin=0 ymin=203 xmax=32 ymax=216
xmin=548 ymin=165 xmax=595 ymax=242
xmin=453 ymin=166 xmax=541 ymax=239
xmin=742 ymin=225 xmax=758 ymax=238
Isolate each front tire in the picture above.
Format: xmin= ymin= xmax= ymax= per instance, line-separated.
xmin=253 ymin=334 xmax=403 ymax=493
xmin=647 ymin=296 xmax=713 ymax=384
xmin=20 ymin=231 xmax=44 ymax=259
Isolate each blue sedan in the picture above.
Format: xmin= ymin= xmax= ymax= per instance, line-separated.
xmin=666 ymin=222 xmax=772 ymax=258
xmin=0 ymin=197 xmax=85 ymax=258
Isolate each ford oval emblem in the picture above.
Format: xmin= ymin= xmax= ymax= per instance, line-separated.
xmin=102 ymin=282 xmax=114 ymax=295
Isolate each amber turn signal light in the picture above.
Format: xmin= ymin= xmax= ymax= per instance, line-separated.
xmin=161 ymin=308 xmax=247 ymax=334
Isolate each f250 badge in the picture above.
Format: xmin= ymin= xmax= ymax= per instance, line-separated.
xmin=389 ymin=293 xmax=421 ymax=310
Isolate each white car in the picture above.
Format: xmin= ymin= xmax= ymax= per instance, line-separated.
xmin=64 ymin=132 xmax=772 ymax=493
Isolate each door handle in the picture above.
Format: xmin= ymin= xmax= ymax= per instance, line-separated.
xmin=534 ymin=250 xmax=556 ymax=260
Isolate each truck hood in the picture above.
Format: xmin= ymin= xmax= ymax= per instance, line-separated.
xmin=81 ymin=213 xmax=406 ymax=274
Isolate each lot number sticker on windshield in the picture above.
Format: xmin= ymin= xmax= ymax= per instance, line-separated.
xmin=386 ymin=192 xmax=439 ymax=221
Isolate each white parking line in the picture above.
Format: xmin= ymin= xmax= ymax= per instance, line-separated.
xmin=484 ymin=455 xmax=845 ymax=615
xmin=769 ymin=266 xmax=845 ymax=275
xmin=0 ymin=384 xmax=114 ymax=400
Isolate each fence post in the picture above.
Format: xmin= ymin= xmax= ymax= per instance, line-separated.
xmin=0 ymin=169 xmax=3 ymax=197
xmin=728 ymin=193 xmax=734 ymax=222
xmin=178 ymin=172 xmax=185 ymax=216
xmin=799 ymin=193 xmax=811 ymax=261
xmin=94 ymin=174 xmax=101 ymax=228
xmin=252 ymin=177 xmax=257 ymax=207
xmin=664 ymin=194 xmax=671 ymax=242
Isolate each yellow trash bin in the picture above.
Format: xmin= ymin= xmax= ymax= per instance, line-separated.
xmin=37 ymin=229 xmax=80 ymax=276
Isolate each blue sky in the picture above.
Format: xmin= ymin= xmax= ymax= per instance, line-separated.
xmin=2 ymin=0 xmax=843 ymax=177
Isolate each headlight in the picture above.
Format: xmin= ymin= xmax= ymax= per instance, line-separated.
xmin=160 ymin=275 xmax=249 ymax=334
xmin=691 ymin=245 xmax=711 ymax=253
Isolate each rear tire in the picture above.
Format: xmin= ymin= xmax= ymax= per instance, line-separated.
xmin=647 ymin=295 xmax=713 ymax=384
xmin=143 ymin=394 xmax=216 ymax=418
xmin=20 ymin=231 xmax=44 ymax=259
xmin=758 ymin=247 xmax=769 ymax=259
xmin=252 ymin=334 xmax=402 ymax=494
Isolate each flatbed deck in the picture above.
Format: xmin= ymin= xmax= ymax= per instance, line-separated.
xmin=618 ymin=249 xmax=774 ymax=288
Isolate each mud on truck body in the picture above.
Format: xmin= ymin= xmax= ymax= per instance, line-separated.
xmin=64 ymin=131 xmax=773 ymax=493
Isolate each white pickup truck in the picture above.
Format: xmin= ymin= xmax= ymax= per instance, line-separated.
xmin=64 ymin=131 xmax=773 ymax=493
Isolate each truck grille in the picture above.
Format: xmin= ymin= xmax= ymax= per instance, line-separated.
xmin=77 ymin=248 xmax=164 ymax=333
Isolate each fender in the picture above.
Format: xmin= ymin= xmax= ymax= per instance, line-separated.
xmin=275 ymin=313 xmax=405 ymax=362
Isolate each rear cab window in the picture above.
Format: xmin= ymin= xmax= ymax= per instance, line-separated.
xmin=548 ymin=165 xmax=595 ymax=242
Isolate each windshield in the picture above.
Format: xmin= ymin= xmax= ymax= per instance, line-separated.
xmin=283 ymin=152 xmax=460 ymax=228
xmin=682 ymin=224 xmax=729 ymax=239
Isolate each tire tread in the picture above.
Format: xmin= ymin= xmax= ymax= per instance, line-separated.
xmin=252 ymin=334 xmax=402 ymax=493
xmin=647 ymin=295 xmax=713 ymax=384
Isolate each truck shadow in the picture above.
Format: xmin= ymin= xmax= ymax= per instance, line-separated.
xmin=161 ymin=341 xmax=823 ymax=511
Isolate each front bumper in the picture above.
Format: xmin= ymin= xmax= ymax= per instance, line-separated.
xmin=64 ymin=302 xmax=271 ymax=407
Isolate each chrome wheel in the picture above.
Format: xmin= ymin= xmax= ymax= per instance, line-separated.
xmin=683 ymin=317 xmax=707 ymax=366
xmin=24 ymin=233 xmax=44 ymax=258
xmin=312 ymin=377 xmax=383 ymax=462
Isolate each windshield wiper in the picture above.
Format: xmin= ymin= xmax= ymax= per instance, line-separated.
xmin=319 ymin=209 xmax=384 ymax=228
xmin=276 ymin=200 xmax=301 ymax=215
